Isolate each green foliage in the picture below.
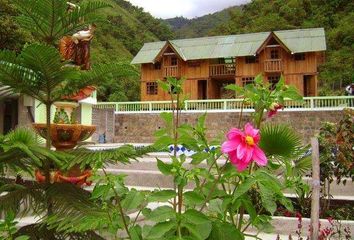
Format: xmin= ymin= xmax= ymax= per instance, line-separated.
xmin=0 ymin=0 xmax=32 ymax=51
xmin=226 ymin=74 xmax=302 ymax=127
xmin=0 ymin=211 xmax=29 ymax=240
xmin=165 ymin=6 xmax=238 ymax=39
xmin=12 ymin=0 xmax=111 ymax=46
xmin=0 ymin=128 xmax=68 ymax=174
xmin=259 ymin=123 xmax=303 ymax=159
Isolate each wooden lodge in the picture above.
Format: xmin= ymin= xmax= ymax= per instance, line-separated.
xmin=131 ymin=28 xmax=326 ymax=101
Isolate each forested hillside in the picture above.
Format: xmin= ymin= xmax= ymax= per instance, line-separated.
xmin=165 ymin=6 xmax=239 ymax=39
xmin=169 ymin=0 xmax=354 ymax=95
xmin=0 ymin=0 xmax=174 ymax=101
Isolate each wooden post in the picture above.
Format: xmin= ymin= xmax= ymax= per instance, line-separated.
xmin=310 ymin=137 xmax=320 ymax=240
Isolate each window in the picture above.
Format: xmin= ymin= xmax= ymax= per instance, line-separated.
xmin=245 ymin=56 xmax=258 ymax=64
xmin=268 ymin=75 xmax=281 ymax=90
xmin=154 ymin=62 xmax=161 ymax=70
xmin=294 ymin=53 xmax=305 ymax=61
xmin=171 ymin=57 xmax=178 ymax=66
xmin=188 ymin=60 xmax=200 ymax=67
xmin=146 ymin=82 xmax=158 ymax=95
xmin=241 ymin=77 xmax=255 ymax=86
xmin=270 ymin=49 xmax=279 ymax=59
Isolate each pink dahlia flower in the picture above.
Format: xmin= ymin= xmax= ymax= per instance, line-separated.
xmin=221 ymin=123 xmax=267 ymax=172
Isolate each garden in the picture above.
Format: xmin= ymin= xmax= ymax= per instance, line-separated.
xmin=0 ymin=1 xmax=353 ymax=240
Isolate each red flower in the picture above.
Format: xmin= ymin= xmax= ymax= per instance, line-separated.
xmin=267 ymin=103 xmax=284 ymax=118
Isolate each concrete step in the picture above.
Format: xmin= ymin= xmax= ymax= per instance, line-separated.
xmin=101 ymin=157 xmax=354 ymax=198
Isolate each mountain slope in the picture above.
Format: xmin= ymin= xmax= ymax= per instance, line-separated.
xmin=165 ymin=6 xmax=240 ymax=39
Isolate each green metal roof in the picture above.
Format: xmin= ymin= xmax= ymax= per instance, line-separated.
xmin=131 ymin=28 xmax=326 ymax=64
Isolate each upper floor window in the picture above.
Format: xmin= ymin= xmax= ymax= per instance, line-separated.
xmin=154 ymin=62 xmax=161 ymax=70
xmin=268 ymin=75 xmax=281 ymax=90
xmin=171 ymin=57 xmax=178 ymax=66
xmin=146 ymin=82 xmax=158 ymax=95
xmin=294 ymin=53 xmax=305 ymax=61
xmin=270 ymin=49 xmax=279 ymax=59
xmin=245 ymin=56 xmax=259 ymax=64
xmin=188 ymin=60 xmax=201 ymax=67
xmin=242 ymin=77 xmax=255 ymax=86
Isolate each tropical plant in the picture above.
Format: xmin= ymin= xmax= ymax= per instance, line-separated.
xmin=44 ymin=76 xmax=307 ymax=239
xmin=11 ymin=0 xmax=110 ymax=46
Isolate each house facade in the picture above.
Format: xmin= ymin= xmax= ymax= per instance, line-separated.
xmin=132 ymin=28 xmax=326 ymax=101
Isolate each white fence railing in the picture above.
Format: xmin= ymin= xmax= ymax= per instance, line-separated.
xmin=93 ymin=96 xmax=354 ymax=113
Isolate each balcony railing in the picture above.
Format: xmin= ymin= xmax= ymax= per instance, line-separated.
xmin=264 ymin=59 xmax=283 ymax=72
xmin=94 ymin=96 xmax=354 ymax=113
xmin=209 ymin=64 xmax=236 ymax=77
xmin=163 ymin=66 xmax=180 ymax=78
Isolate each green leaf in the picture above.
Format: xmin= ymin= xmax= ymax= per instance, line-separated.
xmin=183 ymin=209 xmax=209 ymax=225
xmin=145 ymin=221 xmax=176 ymax=239
xmin=259 ymin=123 xmax=303 ymax=159
xmin=15 ymin=236 xmax=30 ymax=240
xmin=121 ymin=189 xmax=145 ymax=210
xmin=148 ymin=190 xmax=176 ymax=202
xmin=129 ymin=225 xmax=142 ymax=240
xmin=209 ymin=221 xmax=244 ymax=240
xmin=191 ymin=152 xmax=209 ymax=165
xmin=259 ymin=183 xmax=277 ymax=215
xmin=157 ymin=159 xmax=173 ymax=175
xmin=145 ymin=206 xmax=176 ymax=223
xmin=184 ymin=191 xmax=205 ymax=206
xmin=233 ymin=177 xmax=256 ymax=200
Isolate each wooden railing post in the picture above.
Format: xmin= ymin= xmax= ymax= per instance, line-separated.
xmin=310 ymin=137 xmax=320 ymax=240
xmin=149 ymin=102 xmax=152 ymax=112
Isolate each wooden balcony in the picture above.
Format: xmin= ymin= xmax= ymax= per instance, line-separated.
xmin=163 ymin=66 xmax=180 ymax=78
xmin=209 ymin=64 xmax=236 ymax=77
xmin=264 ymin=59 xmax=283 ymax=72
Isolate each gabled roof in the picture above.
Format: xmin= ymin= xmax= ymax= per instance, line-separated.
xmin=131 ymin=28 xmax=326 ymax=64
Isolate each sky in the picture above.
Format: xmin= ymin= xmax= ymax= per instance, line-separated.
xmin=127 ymin=0 xmax=251 ymax=19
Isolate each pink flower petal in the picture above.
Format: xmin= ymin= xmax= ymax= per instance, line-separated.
xmin=253 ymin=145 xmax=267 ymax=166
xmin=237 ymin=142 xmax=247 ymax=159
xmin=226 ymin=128 xmax=244 ymax=140
xmin=244 ymin=123 xmax=259 ymax=137
xmin=235 ymin=160 xmax=250 ymax=172
xmin=228 ymin=151 xmax=238 ymax=165
xmin=221 ymin=139 xmax=240 ymax=153
xmin=242 ymin=146 xmax=254 ymax=163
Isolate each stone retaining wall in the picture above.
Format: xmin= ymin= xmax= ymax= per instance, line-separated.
xmin=92 ymin=109 xmax=343 ymax=144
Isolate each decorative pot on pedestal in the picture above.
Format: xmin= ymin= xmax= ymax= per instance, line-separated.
xmin=33 ymin=101 xmax=96 ymax=186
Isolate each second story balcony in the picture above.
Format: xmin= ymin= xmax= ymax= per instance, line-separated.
xmin=264 ymin=59 xmax=283 ymax=72
xmin=163 ymin=65 xmax=180 ymax=78
xmin=209 ymin=64 xmax=236 ymax=77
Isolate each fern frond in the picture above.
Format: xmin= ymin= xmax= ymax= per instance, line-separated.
xmin=0 ymin=183 xmax=46 ymax=216
xmin=16 ymin=223 xmax=105 ymax=240
xmin=64 ymin=145 xmax=155 ymax=170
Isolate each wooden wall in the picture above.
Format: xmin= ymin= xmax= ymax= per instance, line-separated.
xmin=140 ymin=47 xmax=323 ymax=100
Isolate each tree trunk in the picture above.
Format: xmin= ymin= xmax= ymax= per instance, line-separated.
xmin=45 ymin=103 xmax=51 ymax=149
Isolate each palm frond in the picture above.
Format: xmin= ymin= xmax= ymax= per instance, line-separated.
xmin=259 ymin=123 xmax=303 ymax=159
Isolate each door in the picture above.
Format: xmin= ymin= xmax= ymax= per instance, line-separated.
xmin=303 ymin=75 xmax=314 ymax=97
xmin=3 ymin=99 xmax=18 ymax=134
xmin=198 ymin=80 xmax=207 ymax=99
